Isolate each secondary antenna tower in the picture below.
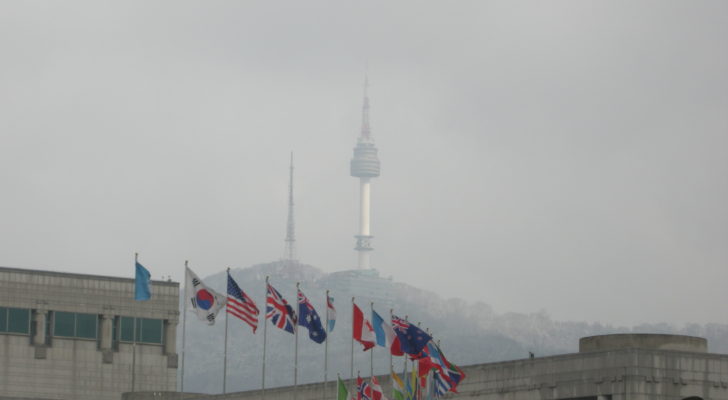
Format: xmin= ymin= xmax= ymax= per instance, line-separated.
xmin=284 ymin=152 xmax=297 ymax=263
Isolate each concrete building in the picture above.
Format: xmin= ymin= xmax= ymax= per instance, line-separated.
xmin=126 ymin=334 xmax=726 ymax=400
xmin=0 ymin=266 xmax=179 ymax=400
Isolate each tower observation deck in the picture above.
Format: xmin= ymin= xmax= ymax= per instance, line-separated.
xmin=350 ymin=76 xmax=380 ymax=269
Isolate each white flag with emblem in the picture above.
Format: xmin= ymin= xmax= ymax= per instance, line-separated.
xmin=185 ymin=266 xmax=226 ymax=325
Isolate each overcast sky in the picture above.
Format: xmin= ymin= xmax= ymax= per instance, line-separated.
xmin=1 ymin=1 xmax=726 ymax=326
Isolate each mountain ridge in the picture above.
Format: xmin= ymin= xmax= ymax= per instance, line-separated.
xmin=178 ymin=260 xmax=728 ymax=394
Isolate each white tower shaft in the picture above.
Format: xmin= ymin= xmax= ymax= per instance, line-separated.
xmin=358 ymin=178 xmax=372 ymax=269
xmin=350 ymin=76 xmax=380 ymax=269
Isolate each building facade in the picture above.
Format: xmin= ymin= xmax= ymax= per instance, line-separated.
xmin=126 ymin=334 xmax=726 ymax=400
xmin=0 ymin=266 xmax=179 ymax=400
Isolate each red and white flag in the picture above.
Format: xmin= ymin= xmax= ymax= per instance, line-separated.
xmin=226 ymin=270 xmax=259 ymax=332
xmin=352 ymin=303 xmax=376 ymax=351
xmin=370 ymin=376 xmax=388 ymax=400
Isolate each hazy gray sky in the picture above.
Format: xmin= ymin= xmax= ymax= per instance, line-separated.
xmin=1 ymin=1 xmax=726 ymax=326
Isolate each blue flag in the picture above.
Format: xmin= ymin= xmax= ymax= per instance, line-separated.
xmin=391 ymin=314 xmax=432 ymax=356
xmin=134 ymin=262 xmax=151 ymax=301
xmin=297 ymin=289 xmax=327 ymax=343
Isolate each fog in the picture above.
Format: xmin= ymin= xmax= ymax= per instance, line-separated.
xmin=1 ymin=1 xmax=726 ymax=326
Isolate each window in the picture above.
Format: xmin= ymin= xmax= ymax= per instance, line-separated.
xmin=0 ymin=307 xmax=30 ymax=334
xmin=53 ymin=312 xmax=98 ymax=339
xmin=119 ymin=317 xmax=163 ymax=344
xmin=76 ymin=313 xmax=97 ymax=339
xmin=54 ymin=311 xmax=75 ymax=337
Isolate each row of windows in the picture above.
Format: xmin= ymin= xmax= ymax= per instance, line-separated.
xmin=0 ymin=308 xmax=164 ymax=345
xmin=53 ymin=312 xmax=98 ymax=339
xmin=0 ymin=307 xmax=31 ymax=334
xmin=118 ymin=317 xmax=163 ymax=344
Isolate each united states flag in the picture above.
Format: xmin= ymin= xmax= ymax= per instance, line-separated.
xmin=266 ymin=282 xmax=297 ymax=334
xmin=226 ymin=271 xmax=259 ymax=333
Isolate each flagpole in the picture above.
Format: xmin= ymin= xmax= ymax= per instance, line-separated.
xmin=403 ymin=314 xmax=409 ymax=396
xmin=389 ymin=308 xmax=394 ymax=399
xmin=132 ymin=252 xmax=138 ymax=392
xmin=323 ymin=289 xmax=330 ymax=400
xmin=223 ymin=268 xmax=230 ymax=394
xmin=369 ymin=302 xmax=374 ymax=379
xmin=294 ymin=282 xmax=300 ymax=400
xmin=262 ymin=276 xmax=269 ymax=400
xmin=350 ymin=297 xmax=355 ymax=398
xmin=180 ymin=260 xmax=189 ymax=392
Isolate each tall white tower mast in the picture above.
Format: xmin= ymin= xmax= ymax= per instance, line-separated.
xmin=284 ymin=152 xmax=297 ymax=263
xmin=350 ymin=76 xmax=380 ymax=269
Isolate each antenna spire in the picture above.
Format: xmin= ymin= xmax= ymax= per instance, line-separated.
xmin=284 ymin=152 xmax=297 ymax=263
xmin=360 ymin=74 xmax=371 ymax=140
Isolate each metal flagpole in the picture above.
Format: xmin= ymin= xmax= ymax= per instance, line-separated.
xmin=389 ymin=308 xmax=395 ymax=400
xmin=323 ymin=290 xmax=329 ymax=400
xmin=132 ymin=252 xmax=138 ymax=392
xmin=262 ymin=276 xmax=269 ymax=400
xmin=294 ymin=282 xmax=300 ymax=400
xmin=402 ymin=314 xmax=409 ymax=396
xmin=350 ymin=297 xmax=355 ymax=398
xmin=223 ymin=268 xmax=230 ymax=394
xmin=369 ymin=302 xmax=374 ymax=379
xmin=180 ymin=260 xmax=189 ymax=392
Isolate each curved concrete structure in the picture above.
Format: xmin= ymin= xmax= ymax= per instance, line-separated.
xmin=579 ymin=333 xmax=707 ymax=353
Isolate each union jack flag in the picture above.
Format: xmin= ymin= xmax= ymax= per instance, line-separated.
xmin=266 ymin=283 xmax=296 ymax=334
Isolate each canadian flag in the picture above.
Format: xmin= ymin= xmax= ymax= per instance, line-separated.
xmin=353 ymin=303 xmax=376 ymax=351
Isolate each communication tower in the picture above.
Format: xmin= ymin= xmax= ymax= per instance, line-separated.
xmin=350 ymin=76 xmax=380 ymax=269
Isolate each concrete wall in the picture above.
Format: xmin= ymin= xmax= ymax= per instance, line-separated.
xmin=126 ymin=347 xmax=728 ymax=400
xmin=579 ymin=334 xmax=708 ymax=354
xmin=0 ymin=267 xmax=179 ymax=400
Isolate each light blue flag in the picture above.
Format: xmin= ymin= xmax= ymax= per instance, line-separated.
xmin=371 ymin=310 xmax=389 ymax=347
xmin=134 ymin=262 xmax=151 ymax=301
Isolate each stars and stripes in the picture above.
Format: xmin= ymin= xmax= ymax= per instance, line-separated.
xmin=226 ymin=271 xmax=259 ymax=333
xmin=266 ymin=283 xmax=297 ymax=334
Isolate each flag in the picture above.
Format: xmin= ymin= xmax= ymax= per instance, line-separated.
xmin=297 ymin=288 xmax=326 ymax=343
xmin=338 ymin=376 xmax=349 ymax=400
xmin=134 ymin=261 xmax=151 ymax=301
xmin=371 ymin=310 xmax=403 ymax=356
xmin=357 ymin=374 xmax=372 ymax=400
xmin=185 ymin=266 xmax=226 ymax=325
xmin=432 ymin=371 xmax=451 ymax=397
xmin=370 ymin=376 xmax=388 ymax=400
xmin=266 ymin=283 xmax=296 ymax=334
xmin=418 ymin=342 xmax=449 ymax=378
xmin=326 ymin=294 xmax=336 ymax=332
xmin=226 ymin=271 xmax=259 ymax=333
xmin=352 ymin=303 xmax=376 ymax=351
xmin=444 ymin=361 xmax=465 ymax=392
xmin=391 ymin=315 xmax=432 ymax=356
xmin=405 ymin=368 xmax=416 ymax=400
xmin=391 ymin=371 xmax=406 ymax=400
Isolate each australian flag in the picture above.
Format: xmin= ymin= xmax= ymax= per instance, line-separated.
xmin=391 ymin=314 xmax=432 ymax=356
xmin=297 ymin=289 xmax=327 ymax=343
